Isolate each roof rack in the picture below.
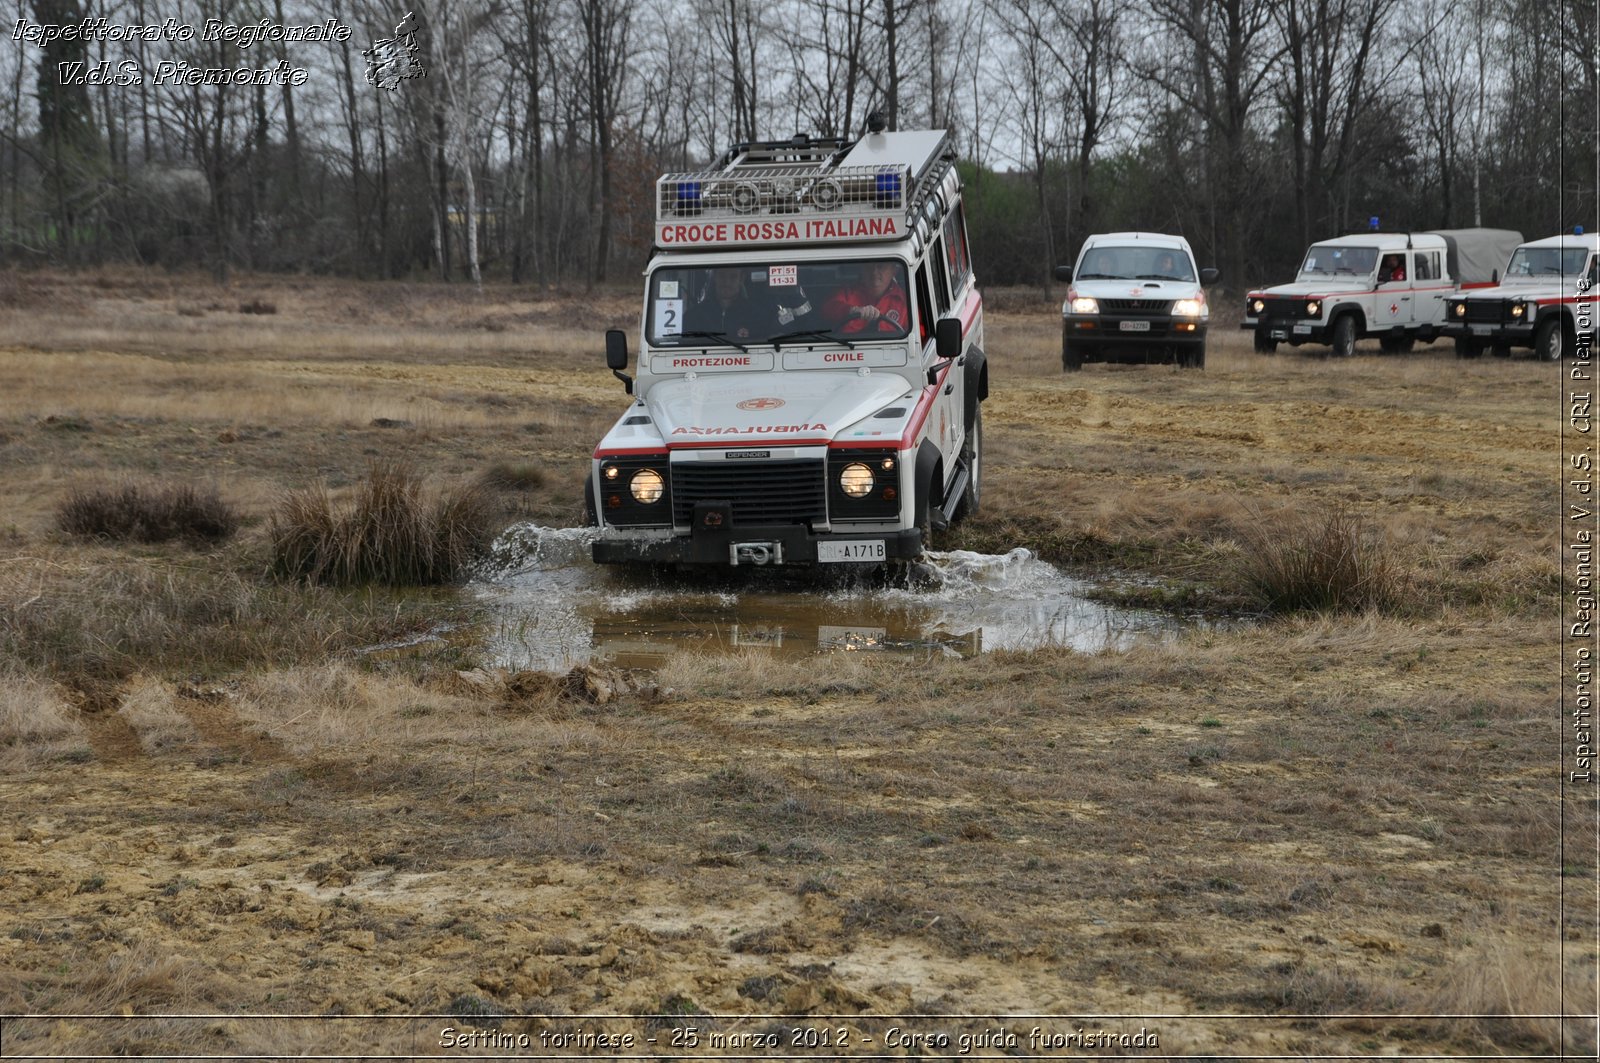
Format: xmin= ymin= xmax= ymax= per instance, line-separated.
xmin=655 ymin=129 xmax=957 ymax=250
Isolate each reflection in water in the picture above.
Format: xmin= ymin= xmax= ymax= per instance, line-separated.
xmin=477 ymin=525 xmax=1193 ymax=671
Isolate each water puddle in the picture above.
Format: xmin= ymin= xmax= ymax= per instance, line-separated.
xmin=477 ymin=525 xmax=1201 ymax=670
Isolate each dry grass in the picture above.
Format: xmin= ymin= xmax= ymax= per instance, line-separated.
xmin=1233 ymin=505 xmax=1403 ymax=613
xmin=0 ymin=270 xmax=1577 ymax=1055
xmin=0 ymin=671 xmax=88 ymax=770
xmin=57 ymin=482 xmax=237 ymax=545
xmin=270 ymin=464 xmax=497 ymax=586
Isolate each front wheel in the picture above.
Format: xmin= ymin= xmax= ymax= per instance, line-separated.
xmin=1253 ymin=331 xmax=1278 ymax=354
xmin=1330 ymin=314 xmax=1357 ymax=358
xmin=1179 ymin=345 xmax=1206 ymax=370
xmin=1455 ymin=338 xmax=1482 ymax=359
xmin=1535 ymin=317 xmax=1564 ymax=362
xmin=1062 ymin=341 xmax=1083 ymax=372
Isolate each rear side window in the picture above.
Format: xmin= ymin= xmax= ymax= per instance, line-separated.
xmin=943 ymin=204 xmax=972 ymax=293
xmin=1413 ymin=251 xmax=1440 ymax=281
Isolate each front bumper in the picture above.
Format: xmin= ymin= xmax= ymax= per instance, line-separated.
xmin=1242 ymin=316 xmax=1328 ymax=342
xmin=1440 ymin=321 xmax=1535 ymax=343
xmin=1062 ymin=317 xmax=1207 ymax=359
xmin=593 ymin=522 xmax=924 ymax=566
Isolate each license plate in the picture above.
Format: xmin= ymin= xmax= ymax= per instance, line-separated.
xmin=1293 ymin=324 xmax=1312 ymax=334
xmin=1270 ymin=329 xmax=1288 ymax=339
xmin=1470 ymin=325 xmax=1491 ymax=336
xmin=819 ymin=540 xmax=886 ymax=563
xmin=1119 ymin=320 xmax=1151 ymax=332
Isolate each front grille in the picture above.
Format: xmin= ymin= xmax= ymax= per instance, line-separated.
xmin=671 ymin=459 xmax=826 ymax=528
xmin=1262 ymin=297 xmax=1311 ymax=319
xmin=1463 ymin=300 xmax=1509 ymax=324
xmin=1101 ymin=298 xmax=1170 ymax=313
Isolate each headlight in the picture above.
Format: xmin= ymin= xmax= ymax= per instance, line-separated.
xmin=839 ymin=462 xmax=874 ymax=498
xmin=1510 ymin=303 xmax=1525 ymax=319
xmin=1250 ymin=298 xmax=1265 ymax=315
xmin=1305 ymin=300 xmax=1321 ymax=318
xmin=1069 ymin=296 xmax=1099 ymax=314
xmin=1171 ymin=298 xmax=1203 ymax=317
xmin=629 ymin=468 xmax=664 ymax=504
xmin=1452 ymin=301 xmax=1466 ymax=318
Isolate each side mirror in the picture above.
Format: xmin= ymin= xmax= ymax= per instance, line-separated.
xmin=605 ymin=328 xmax=628 ymax=370
xmin=1053 ymin=265 xmax=1073 ymax=283
xmin=1491 ymin=268 xmax=1499 ymax=284
xmin=605 ymin=328 xmax=633 ymax=394
xmin=935 ymin=317 xmax=963 ymax=361
xmin=1200 ymin=267 xmax=1220 ymax=286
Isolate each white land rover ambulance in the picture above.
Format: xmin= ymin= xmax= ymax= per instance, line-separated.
xmin=1442 ymin=231 xmax=1600 ymax=361
xmin=1242 ymin=228 xmax=1522 ymax=356
xmin=589 ymin=126 xmax=987 ymax=568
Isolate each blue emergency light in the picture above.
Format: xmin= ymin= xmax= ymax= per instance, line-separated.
xmin=1577 ymin=225 xmax=1586 ymax=235
xmin=1368 ymin=216 xmax=1380 ymax=231
xmin=675 ymin=180 xmax=702 ymax=214
xmin=875 ymin=171 xmax=902 ymax=207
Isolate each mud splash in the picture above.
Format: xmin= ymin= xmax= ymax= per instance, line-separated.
xmin=477 ymin=525 xmax=1198 ymax=669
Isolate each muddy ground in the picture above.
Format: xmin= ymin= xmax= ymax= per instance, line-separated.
xmin=0 ymin=271 xmax=1592 ymax=1057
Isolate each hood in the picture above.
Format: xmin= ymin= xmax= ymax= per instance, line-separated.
xmin=1459 ymin=279 xmax=1565 ymax=300
xmin=1252 ymin=280 xmax=1372 ymax=298
xmin=645 ymin=371 xmax=912 ymax=446
xmin=1070 ymin=278 xmax=1202 ymax=299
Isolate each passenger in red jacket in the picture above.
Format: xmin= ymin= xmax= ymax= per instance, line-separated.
xmin=826 ymin=261 xmax=910 ymax=335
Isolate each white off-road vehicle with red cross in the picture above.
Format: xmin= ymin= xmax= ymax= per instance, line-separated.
xmin=588 ymin=124 xmax=987 ymax=569
xmin=1242 ymin=228 xmax=1522 ymax=356
xmin=1441 ymin=231 xmax=1600 ymax=361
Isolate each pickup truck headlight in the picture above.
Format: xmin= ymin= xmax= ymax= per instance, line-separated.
xmin=1450 ymin=301 xmax=1466 ymax=318
xmin=1171 ymin=298 xmax=1203 ymax=317
xmin=629 ymin=467 xmax=665 ymax=504
xmin=1069 ymin=296 xmax=1099 ymax=314
xmin=1305 ymin=300 xmax=1322 ymax=318
xmin=1249 ymin=298 xmax=1265 ymax=315
xmin=1510 ymin=303 xmax=1526 ymax=319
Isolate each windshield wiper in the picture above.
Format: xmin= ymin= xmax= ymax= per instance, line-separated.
xmin=1136 ymin=273 xmax=1183 ymax=281
xmin=770 ymin=329 xmax=856 ymax=350
xmin=676 ymin=329 xmax=748 ymax=352
xmin=1076 ymin=272 xmax=1120 ymax=279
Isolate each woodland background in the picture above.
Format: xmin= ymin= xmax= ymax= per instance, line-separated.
xmin=1 ymin=0 xmax=1595 ymax=293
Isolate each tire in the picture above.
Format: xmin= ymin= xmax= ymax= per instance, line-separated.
xmin=583 ymin=477 xmax=598 ymax=527
xmin=1253 ymin=331 xmax=1278 ymax=354
xmin=1179 ymin=344 xmax=1205 ymax=370
xmin=1062 ymin=340 xmax=1083 ymax=372
xmin=1455 ymin=338 xmax=1482 ymax=359
xmin=1330 ymin=314 xmax=1357 ymax=358
xmin=957 ymin=406 xmax=982 ymax=519
xmin=1535 ymin=317 xmax=1564 ymax=362
xmin=1491 ymin=344 xmax=1512 ymax=359
xmin=1381 ymin=334 xmax=1415 ymax=354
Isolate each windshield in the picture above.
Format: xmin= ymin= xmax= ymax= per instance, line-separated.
xmin=1505 ymin=246 xmax=1590 ymax=278
xmin=646 ymin=259 xmax=911 ymax=347
xmin=1299 ymin=244 xmax=1378 ymax=278
xmin=1075 ymin=245 xmax=1195 ymax=282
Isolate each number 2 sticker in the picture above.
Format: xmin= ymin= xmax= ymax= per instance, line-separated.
xmin=654 ymin=298 xmax=683 ymax=336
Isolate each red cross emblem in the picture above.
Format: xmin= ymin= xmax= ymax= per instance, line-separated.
xmin=1389 ymin=303 xmax=1399 ymax=316
xmin=737 ymin=397 xmax=785 ymax=411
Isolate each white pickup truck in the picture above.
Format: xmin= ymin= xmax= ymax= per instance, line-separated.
xmin=588 ymin=125 xmax=987 ymax=569
xmin=1441 ymin=231 xmax=1600 ymax=361
xmin=1242 ymin=228 xmax=1523 ymax=356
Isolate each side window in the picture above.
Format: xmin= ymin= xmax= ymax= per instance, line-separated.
xmin=930 ymin=238 xmax=952 ymax=315
xmin=1413 ymin=251 xmax=1439 ymax=281
xmin=1587 ymin=255 xmax=1598 ymax=287
xmin=913 ymin=263 xmax=935 ymax=347
xmin=943 ymin=205 xmax=972 ymax=293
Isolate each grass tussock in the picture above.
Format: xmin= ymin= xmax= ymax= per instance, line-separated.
xmin=0 ymin=550 xmax=469 ymax=681
xmin=270 ymin=463 xmax=497 ymax=586
xmin=1234 ymin=506 xmax=1402 ymax=614
xmin=1410 ymin=935 xmax=1591 ymax=1054
xmin=0 ymin=672 xmax=89 ymax=770
xmin=57 ymin=482 xmax=238 ymax=545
